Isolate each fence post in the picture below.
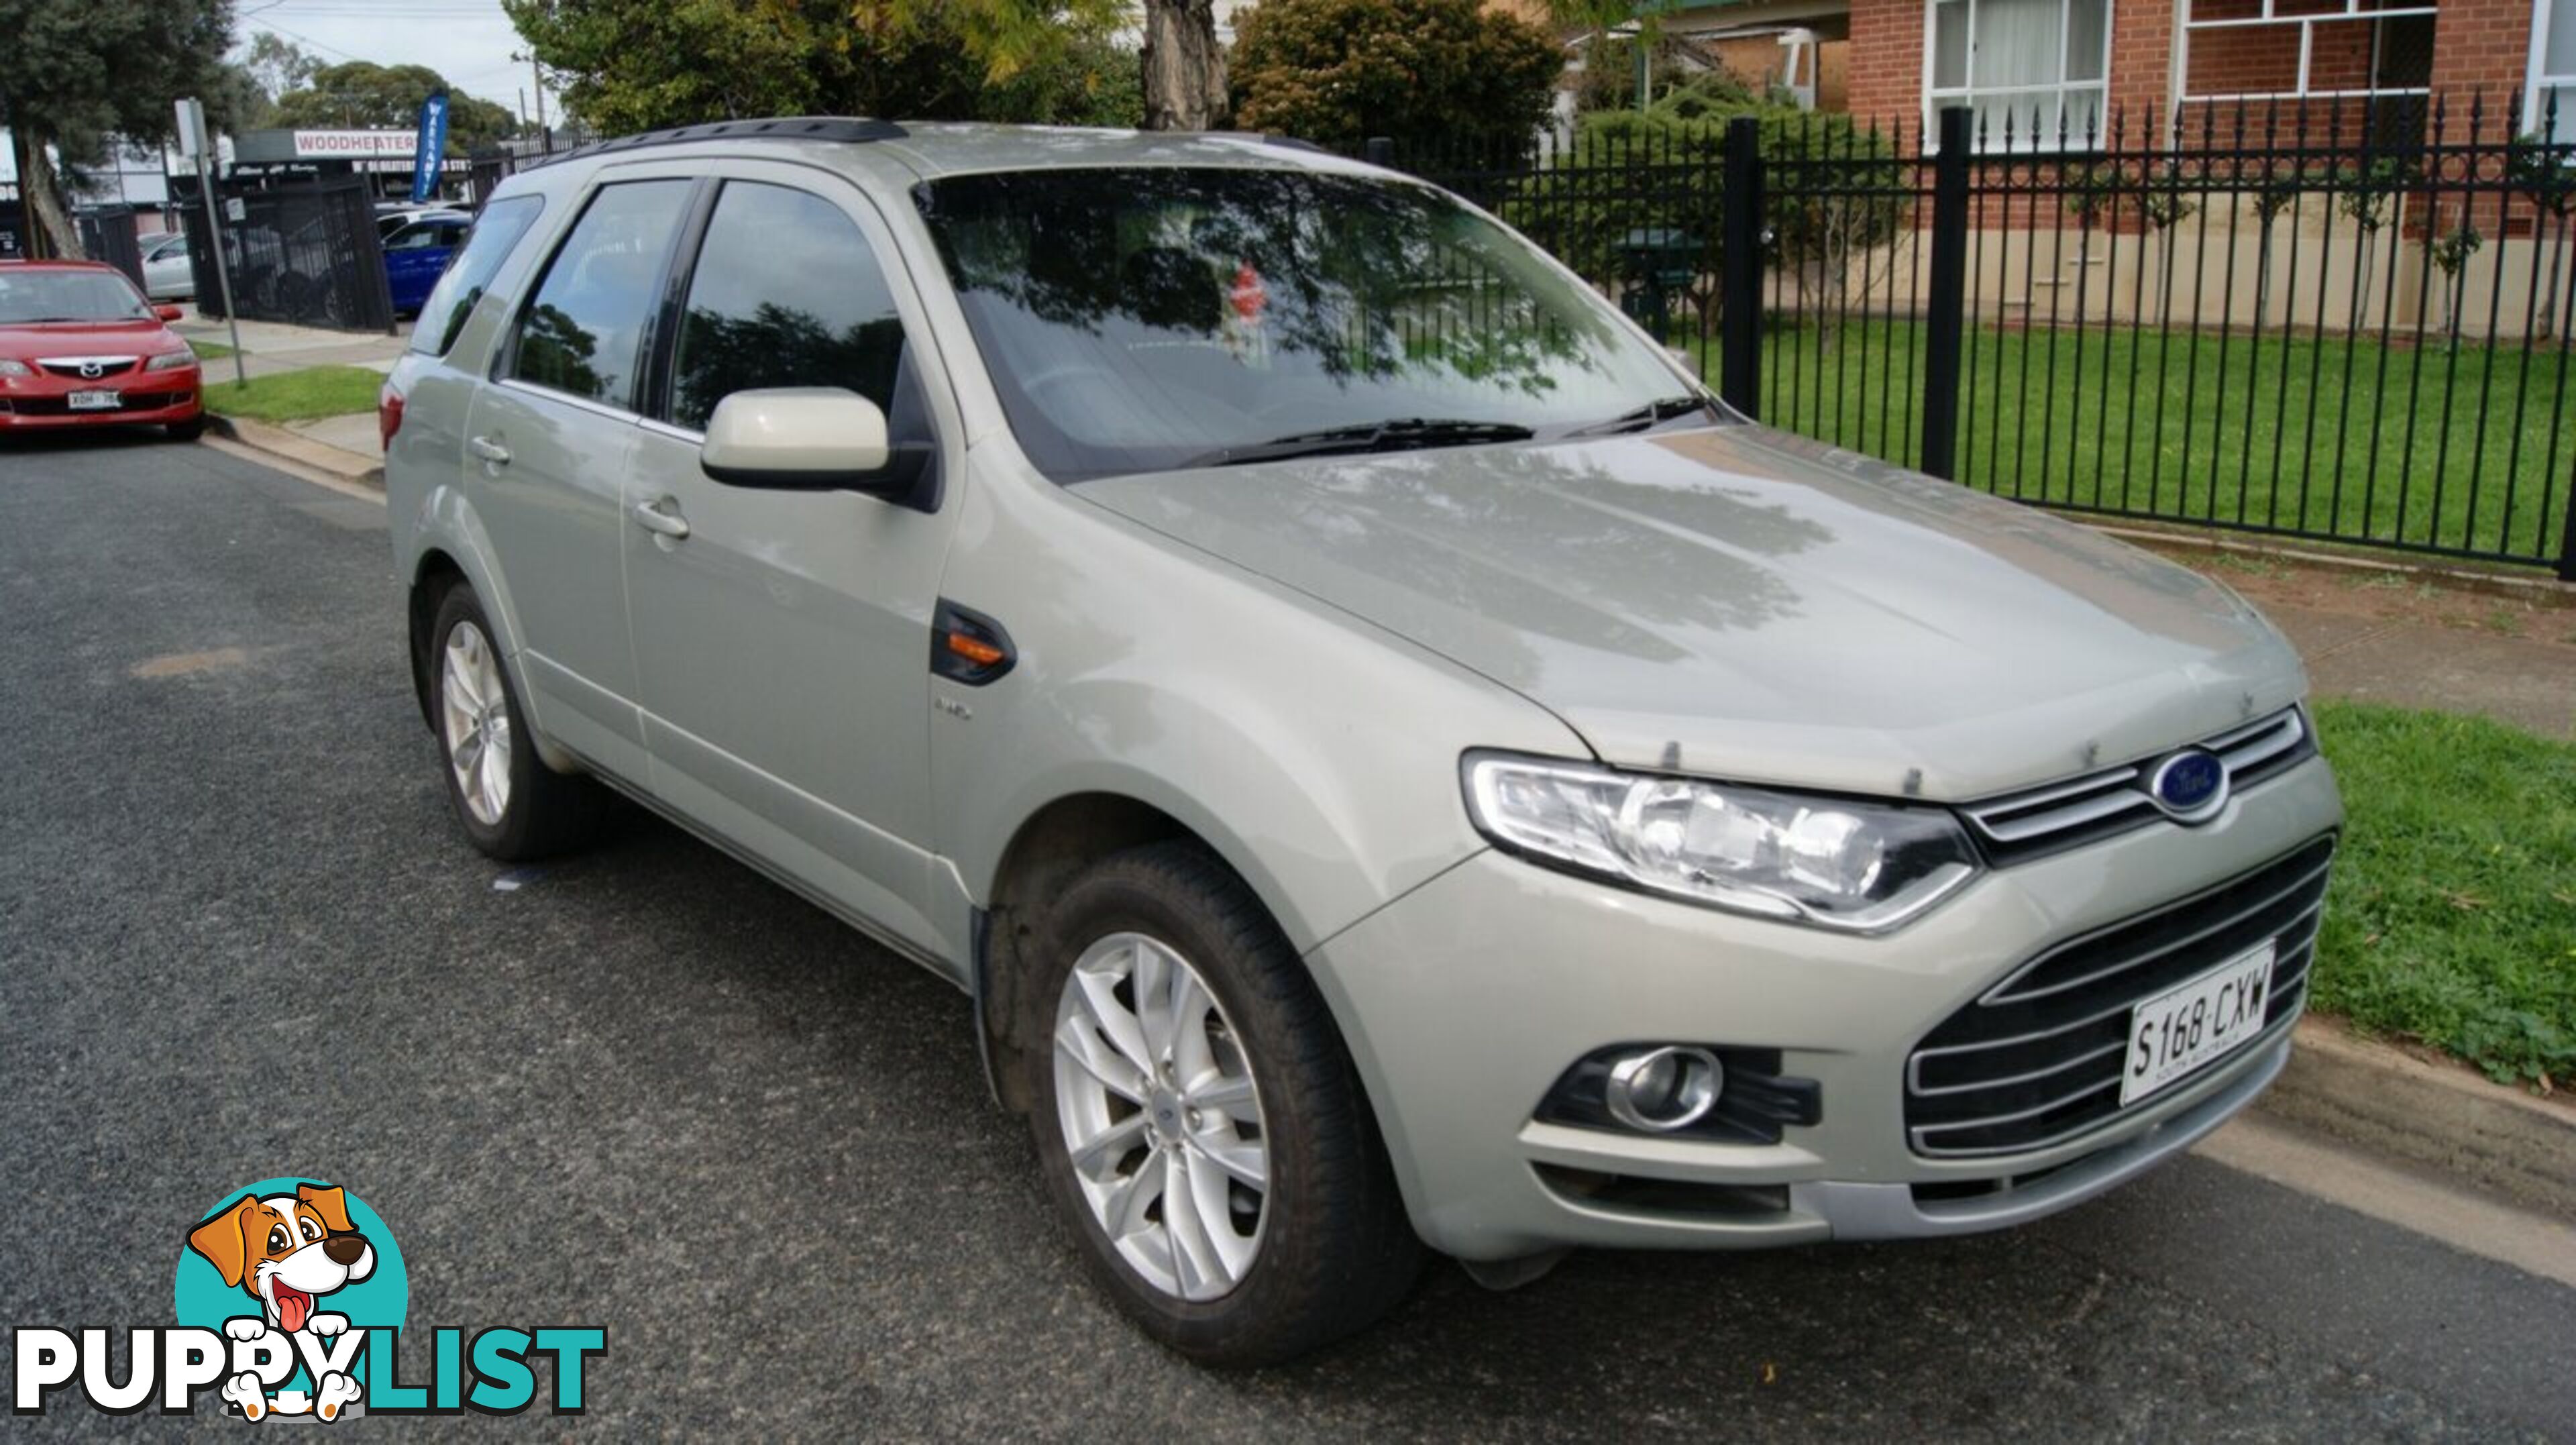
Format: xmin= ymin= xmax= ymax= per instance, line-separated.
xmin=1362 ymin=136 xmax=1393 ymax=169
xmin=2559 ymin=464 xmax=2576 ymax=581
xmin=1919 ymin=107 xmax=1974 ymax=481
xmin=1719 ymin=116 xmax=1764 ymax=418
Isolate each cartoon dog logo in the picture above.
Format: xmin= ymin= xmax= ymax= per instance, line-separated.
xmin=185 ymin=1183 xmax=376 ymax=1420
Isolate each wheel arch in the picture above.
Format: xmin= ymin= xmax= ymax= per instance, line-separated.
xmin=407 ymin=548 xmax=468 ymax=730
xmin=975 ymin=791 xmax=1201 ymax=1114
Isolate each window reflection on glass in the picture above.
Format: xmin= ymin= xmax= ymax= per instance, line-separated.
xmin=412 ymin=196 xmax=542 ymax=358
xmin=916 ymin=168 xmax=1685 ymax=482
xmin=669 ymin=182 xmax=907 ymax=432
xmin=508 ymin=180 xmax=690 ymax=409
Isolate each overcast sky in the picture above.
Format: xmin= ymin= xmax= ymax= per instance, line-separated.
xmin=238 ymin=0 xmax=559 ymax=124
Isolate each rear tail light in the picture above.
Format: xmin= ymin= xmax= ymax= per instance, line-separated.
xmin=378 ymin=383 xmax=405 ymax=450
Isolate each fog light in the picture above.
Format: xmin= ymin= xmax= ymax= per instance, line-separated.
xmin=1603 ymin=1046 xmax=1724 ymax=1132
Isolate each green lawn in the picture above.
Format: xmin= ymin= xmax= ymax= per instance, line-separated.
xmin=1688 ymin=320 xmax=2575 ymax=566
xmin=2308 ymin=699 xmax=2576 ymax=1089
xmin=186 ymin=338 xmax=236 ymax=360
xmin=202 ymin=366 xmax=382 ymax=423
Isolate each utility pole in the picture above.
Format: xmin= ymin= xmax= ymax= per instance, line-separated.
xmin=530 ymin=56 xmax=549 ymax=154
xmin=175 ymin=98 xmax=248 ymax=390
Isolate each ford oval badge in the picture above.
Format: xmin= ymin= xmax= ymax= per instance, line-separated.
xmin=2147 ymin=748 xmax=2228 ymax=822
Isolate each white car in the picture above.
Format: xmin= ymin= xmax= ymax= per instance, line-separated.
xmin=140 ymin=232 xmax=195 ymax=303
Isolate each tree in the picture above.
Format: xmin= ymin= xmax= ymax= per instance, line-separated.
xmin=1142 ymin=0 xmax=1228 ymax=130
xmin=240 ymin=32 xmax=323 ymax=113
xmin=500 ymin=0 xmax=1140 ymax=136
xmin=1228 ymin=0 xmax=1560 ymax=154
xmin=270 ymin=62 xmax=519 ymax=154
xmin=0 ymin=0 xmax=236 ymax=258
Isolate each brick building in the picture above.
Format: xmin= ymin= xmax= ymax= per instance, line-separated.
xmin=1647 ymin=0 xmax=2575 ymax=144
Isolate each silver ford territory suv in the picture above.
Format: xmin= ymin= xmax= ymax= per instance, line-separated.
xmin=383 ymin=119 xmax=2343 ymax=1365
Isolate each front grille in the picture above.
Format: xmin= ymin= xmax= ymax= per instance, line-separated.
xmin=37 ymin=358 xmax=139 ymax=380
xmin=1904 ymin=836 xmax=2334 ymax=1158
xmin=1961 ymin=707 xmax=2315 ymax=863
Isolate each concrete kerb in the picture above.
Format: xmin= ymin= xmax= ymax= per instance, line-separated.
xmin=204 ymin=413 xmax=382 ymax=488
xmin=2260 ymin=1017 xmax=2576 ymax=1221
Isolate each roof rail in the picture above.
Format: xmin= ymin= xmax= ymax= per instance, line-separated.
xmin=530 ymin=116 xmax=906 ymax=170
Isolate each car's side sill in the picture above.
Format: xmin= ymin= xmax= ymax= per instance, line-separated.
xmin=572 ymin=755 xmax=972 ymax=997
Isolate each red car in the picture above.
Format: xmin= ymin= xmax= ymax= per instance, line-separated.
xmin=0 ymin=258 xmax=205 ymax=439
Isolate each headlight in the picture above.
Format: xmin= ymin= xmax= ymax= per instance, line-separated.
xmin=0 ymin=359 xmax=29 ymax=377
xmin=146 ymin=350 xmax=198 ymax=372
xmin=1462 ymin=752 xmax=1980 ymax=931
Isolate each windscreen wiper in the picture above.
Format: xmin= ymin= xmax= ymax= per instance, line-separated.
xmin=1560 ymin=394 xmax=1720 ymax=438
xmin=1181 ymin=417 xmax=1536 ymax=469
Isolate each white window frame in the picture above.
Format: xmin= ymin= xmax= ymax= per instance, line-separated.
xmin=1923 ymin=0 xmax=2116 ymax=152
xmin=2529 ymin=0 xmax=2576 ymax=138
xmin=2176 ymin=0 xmax=2440 ymax=104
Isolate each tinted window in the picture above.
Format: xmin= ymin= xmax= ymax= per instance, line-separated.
xmin=407 ymin=195 xmax=545 ymax=358
xmin=668 ymin=182 xmax=907 ymax=431
xmin=505 ymin=180 xmax=692 ymax=407
xmin=916 ymin=168 xmax=1688 ymax=482
xmin=386 ymin=223 xmax=445 ymax=251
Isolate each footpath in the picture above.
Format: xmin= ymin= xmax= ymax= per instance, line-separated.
xmin=174 ymin=309 xmax=404 ymax=472
xmin=185 ymin=330 xmax=2576 ymax=1217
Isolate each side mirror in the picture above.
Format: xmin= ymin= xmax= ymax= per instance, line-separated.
xmin=154 ymin=305 xmax=184 ymax=322
xmin=700 ymin=388 xmax=924 ymax=498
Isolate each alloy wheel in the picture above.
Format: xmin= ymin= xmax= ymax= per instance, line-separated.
xmin=439 ymin=619 xmax=512 ymax=826
xmin=1052 ymin=931 xmax=1271 ymax=1302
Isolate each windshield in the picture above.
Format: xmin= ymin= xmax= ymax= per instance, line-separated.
xmin=914 ymin=167 xmax=1702 ymax=482
xmin=0 ymin=269 xmax=153 ymax=325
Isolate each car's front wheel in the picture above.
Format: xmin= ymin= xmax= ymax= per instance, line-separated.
xmin=427 ymin=583 xmax=603 ymax=859
xmin=1026 ymin=842 xmax=1421 ymax=1366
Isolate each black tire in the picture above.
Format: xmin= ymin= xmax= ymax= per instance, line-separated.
xmin=1024 ymin=841 xmax=1421 ymax=1367
xmin=426 ymin=582 xmax=604 ymax=860
xmin=165 ymin=417 xmax=205 ymax=441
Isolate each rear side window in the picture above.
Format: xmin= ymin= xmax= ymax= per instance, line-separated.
xmin=502 ymin=180 xmax=692 ymax=410
xmin=667 ymin=181 xmax=908 ymax=431
xmin=407 ymin=195 xmax=543 ymax=358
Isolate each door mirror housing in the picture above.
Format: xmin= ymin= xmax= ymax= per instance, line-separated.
xmin=154 ymin=305 xmax=184 ymax=322
xmin=698 ymin=388 xmax=929 ymax=502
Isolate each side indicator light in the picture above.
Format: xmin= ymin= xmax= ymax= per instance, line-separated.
xmin=945 ymin=632 xmax=1006 ymax=667
xmin=930 ymin=599 xmax=1016 ymax=686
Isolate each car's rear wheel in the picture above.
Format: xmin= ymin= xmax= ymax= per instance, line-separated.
xmin=427 ymin=583 xmax=603 ymax=859
xmin=1026 ymin=842 xmax=1421 ymax=1366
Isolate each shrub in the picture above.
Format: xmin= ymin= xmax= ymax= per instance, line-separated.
xmin=1229 ymin=0 xmax=1563 ymax=154
xmin=1501 ymin=91 xmax=1907 ymax=332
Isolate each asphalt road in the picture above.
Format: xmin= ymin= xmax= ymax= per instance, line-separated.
xmin=3 ymin=433 xmax=2571 ymax=1440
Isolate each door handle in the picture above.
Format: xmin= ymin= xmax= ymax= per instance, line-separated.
xmin=468 ymin=435 xmax=511 ymax=466
xmin=630 ymin=496 xmax=691 ymax=541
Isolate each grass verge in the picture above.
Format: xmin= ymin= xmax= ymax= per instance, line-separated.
xmin=2310 ymin=698 xmax=2576 ymax=1089
xmin=202 ymin=366 xmax=382 ymax=424
xmin=186 ymin=338 xmax=236 ymax=360
xmin=1685 ymin=320 xmax=2574 ymax=566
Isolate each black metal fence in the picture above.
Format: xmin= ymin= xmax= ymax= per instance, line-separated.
xmin=72 ymin=206 xmax=146 ymax=290
xmin=1384 ymin=96 xmax=2576 ymax=578
xmin=181 ymin=175 xmax=396 ymax=333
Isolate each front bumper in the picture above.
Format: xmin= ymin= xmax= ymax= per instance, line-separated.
xmin=0 ymin=370 xmax=201 ymax=430
xmin=1305 ymin=753 xmax=2343 ymax=1261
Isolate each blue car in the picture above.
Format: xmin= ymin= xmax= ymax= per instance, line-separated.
xmin=382 ymin=212 xmax=472 ymax=315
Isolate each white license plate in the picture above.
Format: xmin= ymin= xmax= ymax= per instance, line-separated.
xmin=67 ymin=390 xmax=121 ymax=411
xmin=2120 ymin=941 xmax=2275 ymax=1105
